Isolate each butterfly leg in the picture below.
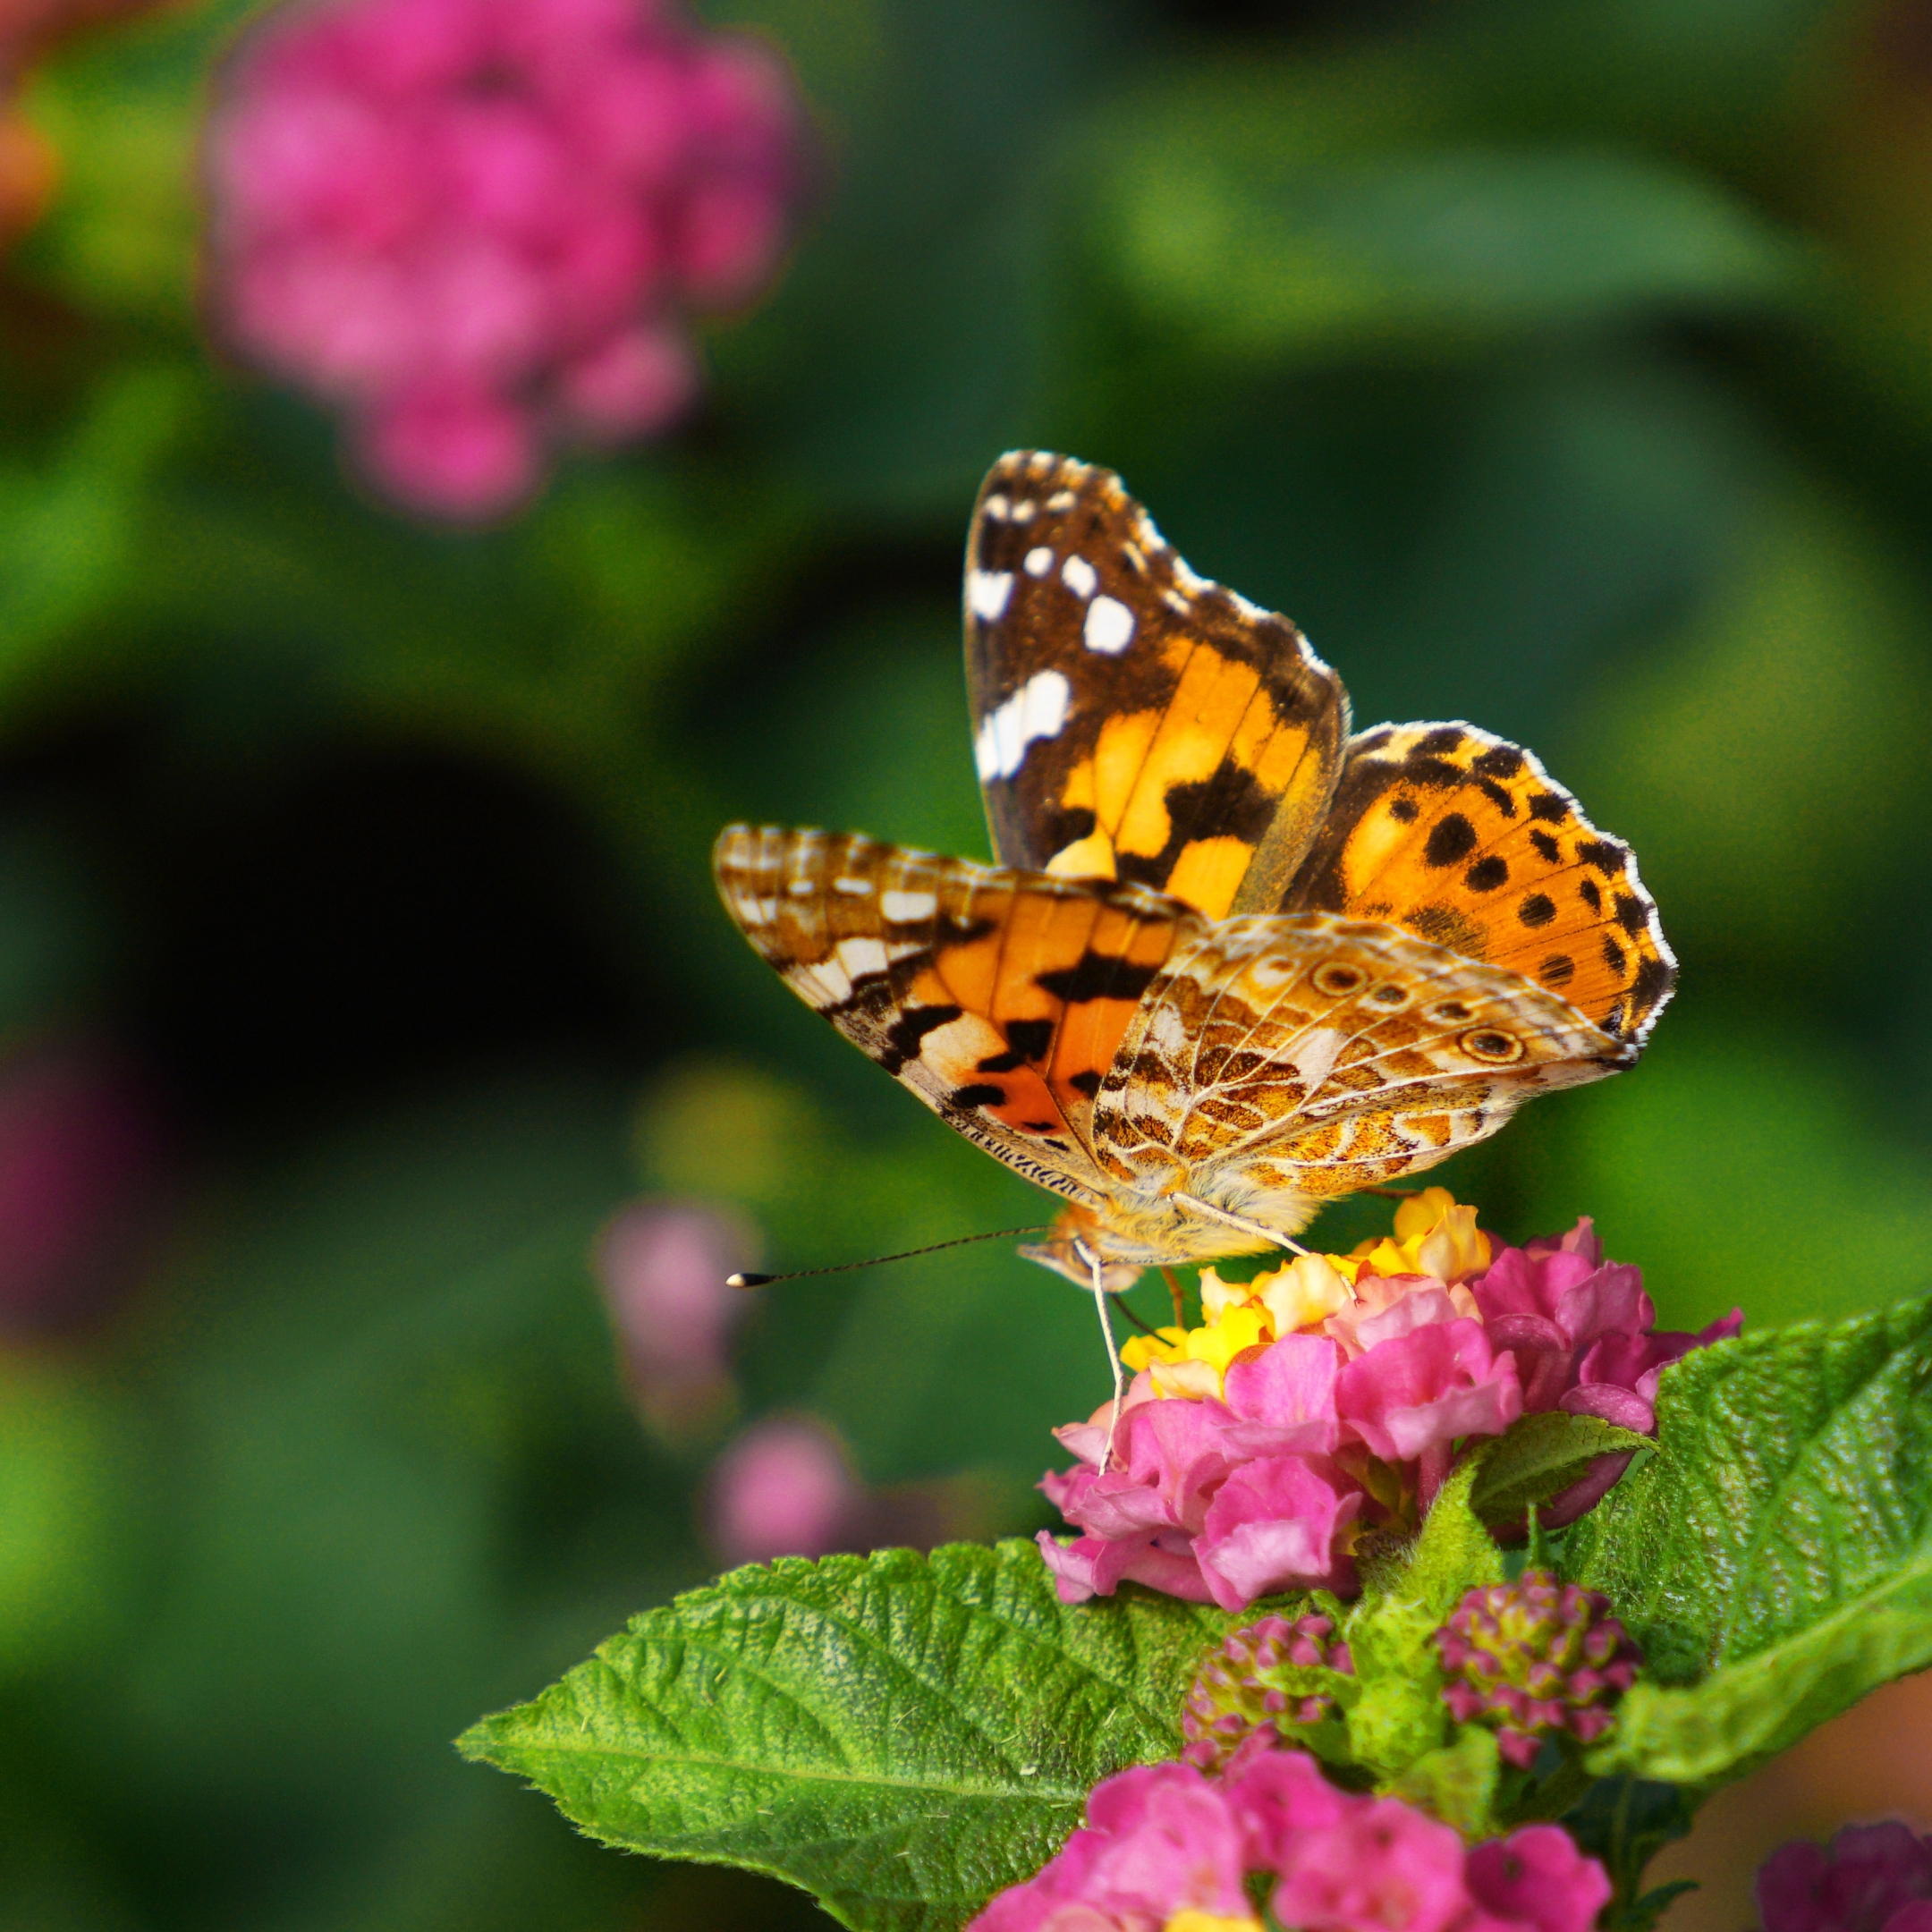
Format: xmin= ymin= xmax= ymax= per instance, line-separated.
xmin=1075 ymin=1238 xmax=1126 ymax=1475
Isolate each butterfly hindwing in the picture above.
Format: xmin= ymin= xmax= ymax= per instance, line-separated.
xmin=965 ymin=451 xmax=1350 ymax=921
xmin=712 ymin=825 xmax=1199 ymax=1204
xmin=1093 ymin=911 xmax=1623 ymax=1215
xmin=1279 ymin=724 xmax=1677 ymax=1053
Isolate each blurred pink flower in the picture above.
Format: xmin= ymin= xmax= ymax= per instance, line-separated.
xmin=706 ymin=1415 xmax=860 ymax=1566
xmin=203 ymin=0 xmax=808 ymax=518
xmin=595 ymin=1199 xmax=754 ymax=1436
xmin=1758 ymin=1821 xmax=1932 ymax=1932
xmin=968 ymin=1750 xmax=1611 ymax=1932
xmin=0 ymin=1042 xmax=160 ymax=1335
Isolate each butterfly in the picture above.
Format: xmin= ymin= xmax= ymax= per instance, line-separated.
xmin=714 ymin=451 xmax=1674 ymax=1298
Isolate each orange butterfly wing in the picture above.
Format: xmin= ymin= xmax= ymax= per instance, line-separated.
xmin=1280 ymin=724 xmax=1676 ymax=1052
xmin=965 ymin=452 xmax=1349 ymax=920
xmin=712 ymin=826 xmax=1196 ymax=1199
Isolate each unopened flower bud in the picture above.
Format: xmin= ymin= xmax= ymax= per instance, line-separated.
xmin=1433 ymin=1570 xmax=1640 ymax=1768
xmin=1181 ymin=1613 xmax=1353 ymax=1775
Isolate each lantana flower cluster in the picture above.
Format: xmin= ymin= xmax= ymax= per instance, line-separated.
xmin=968 ymin=1751 xmax=1611 ymax=1932
xmin=204 ymin=0 xmax=807 ymax=518
xmin=1039 ymin=1190 xmax=1741 ymax=1613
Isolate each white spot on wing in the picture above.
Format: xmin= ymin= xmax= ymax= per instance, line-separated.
xmin=973 ymin=669 xmax=1072 ymax=782
xmin=1023 ymin=546 xmax=1053 ymax=578
xmin=1083 ymin=595 xmax=1136 ymax=654
xmin=983 ymin=494 xmax=1011 ymax=521
xmin=835 ymin=877 xmax=872 ymax=896
xmin=1061 ymin=555 xmax=1097 ymax=599
xmin=838 ymin=937 xmax=889 ymax=979
xmin=881 ymin=890 xmax=937 ymax=923
xmin=969 ymin=569 xmax=1014 ymax=622
xmin=1046 ymin=489 xmax=1075 ymax=512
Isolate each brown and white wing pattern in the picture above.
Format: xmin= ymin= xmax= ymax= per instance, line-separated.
xmin=1092 ymin=912 xmax=1624 ymax=1216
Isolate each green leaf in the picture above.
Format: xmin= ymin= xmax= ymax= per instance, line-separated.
xmin=1102 ymin=140 xmax=1801 ymax=362
xmin=1470 ymin=1412 xmax=1651 ymax=1528
xmin=460 ymin=1542 xmax=1234 ymax=1932
xmin=1561 ymin=1778 xmax=1696 ymax=1932
xmin=1566 ymin=1294 xmax=1932 ymax=1785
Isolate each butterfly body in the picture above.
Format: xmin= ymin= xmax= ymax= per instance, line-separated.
xmin=715 ymin=453 xmax=1674 ymax=1291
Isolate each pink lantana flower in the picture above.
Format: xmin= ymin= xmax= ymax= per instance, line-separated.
xmin=1039 ymin=1191 xmax=1740 ymax=1610
xmin=204 ymin=0 xmax=808 ymax=518
xmin=968 ymin=1750 xmax=1612 ymax=1932
xmin=970 ymin=1761 xmax=1257 ymax=1932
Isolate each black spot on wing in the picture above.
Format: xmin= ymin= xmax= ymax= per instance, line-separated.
xmin=1068 ymin=1069 xmax=1103 ymax=1098
xmin=1602 ymin=934 xmax=1627 ymax=974
xmin=1518 ymin=893 xmax=1555 ymax=928
xmin=1005 ymin=1017 xmax=1055 ymax=1062
xmin=1417 ymin=726 xmax=1465 ymax=756
xmin=1034 ymin=952 xmax=1163 ymax=1003
xmin=1113 ymin=757 xmax=1277 ymax=893
xmin=1423 ymin=813 xmax=1479 ymax=868
xmin=1631 ymin=953 xmax=1676 ymax=1015
xmin=1527 ymin=792 xmax=1569 ymax=823
xmin=1614 ymin=892 xmax=1648 ymax=935
xmin=1539 ymin=953 xmax=1575 ymax=987
xmin=1529 ymin=830 xmax=1559 ymax=863
xmin=1472 ymin=743 xmax=1525 ymax=780
xmin=1465 ymin=855 xmax=1509 ymax=891
xmin=878 ymin=1002 xmax=962 ymax=1075
xmin=1575 ymin=837 xmax=1628 ymax=873
xmin=1389 ymin=796 xmax=1419 ymax=824
xmin=949 ymin=1083 xmax=1005 ymax=1109
xmin=1578 ymin=878 xmax=1601 ymax=912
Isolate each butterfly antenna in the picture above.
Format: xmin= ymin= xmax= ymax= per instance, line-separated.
xmin=726 ymin=1226 xmax=1048 ymax=1290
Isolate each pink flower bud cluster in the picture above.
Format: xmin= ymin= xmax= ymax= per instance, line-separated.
xmin=1181 ymin=1613 xmax=1354 ymax=1775
xmin=1038 ymin=1200 xmax=1742 ymax=1614
xmin=1758 ymin=1821 xmax=1932 ymax=1932
xmin=203 ymin=0 xmax=807 ymax=518
xmin=1434 ymin=1571 xmax=1640 ymax=1768
xmin=969 ymin=1752 xmax=1611 ymax=1932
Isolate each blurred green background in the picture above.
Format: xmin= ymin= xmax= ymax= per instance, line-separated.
xmin=3 ymin=0 xmax=1930 ymax=1926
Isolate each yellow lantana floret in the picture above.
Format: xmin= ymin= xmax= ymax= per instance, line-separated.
xmin=1351 ymin=1185 xmax=1491 ymax=1285
xmin=1119 ymin=1191 xmax=1491 ymax=1399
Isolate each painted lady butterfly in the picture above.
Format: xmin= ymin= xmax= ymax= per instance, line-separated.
xmin=715 ymin=452 xmax=1674 ymax=1295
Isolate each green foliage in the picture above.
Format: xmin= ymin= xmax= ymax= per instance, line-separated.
xmin=1469 ymin=1412 xmax=1650 ymax=1529
xmin=1568 ymin=1296 xmax=1932 ymax=1787
xmin=460 ymin=1542 xmax=1233 ymax=1932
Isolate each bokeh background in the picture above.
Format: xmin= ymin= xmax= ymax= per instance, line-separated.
xmin=1 ymin=0 xmax=1929 ymax=1926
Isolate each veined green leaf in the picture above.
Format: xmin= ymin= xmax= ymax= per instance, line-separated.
xmin=1567 ymin=1294 xmax=1932 ymax=1787
xmin=460 ymin=1541 xmax=1233 ymax=1932
xmin=1470 ymin=1411 xmax=1650 ymax=1528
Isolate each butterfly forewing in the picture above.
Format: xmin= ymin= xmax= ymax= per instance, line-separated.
xmin=1280 ymin=723 xmax=1676 ymax=1051
xmin=965 ymin=451 xmax=1349 ymax=921
xmin=713 ymin=826 xmax=1199 ymax=1204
